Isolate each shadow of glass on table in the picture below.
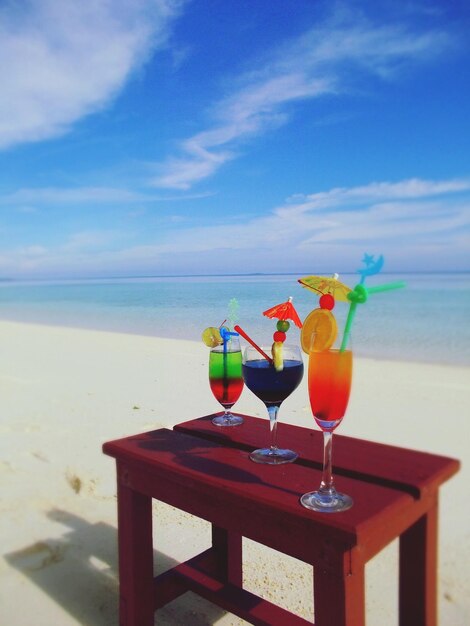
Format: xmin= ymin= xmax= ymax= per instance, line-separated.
xmin=137 ymin=428 xmax=302 ymax=498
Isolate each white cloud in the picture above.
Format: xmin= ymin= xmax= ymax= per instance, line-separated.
xmin=17 ymin=245 xmax=48 ymax=258
xmin=0 ymin=185 xmax=215 ymax=206
xmin=62 ymin=230 xmax=125 ymax=252
xmin=0 ymin=0 xmax=185 ymax=149
xmin=279 ymin=178 xmax=470 ymax=217
xmin=0 ymin=186 xmax=148 ymax=205
xmin=152 ymin=12 xmax=451 ymax=189
xmin=2 ymin=176 xmax=468 ymax=277
xmin=135 ymin=177 xmax=470 ymax=255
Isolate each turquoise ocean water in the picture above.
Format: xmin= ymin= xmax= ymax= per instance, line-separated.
xmin=0 ymin=273 xmax=469 ymax=366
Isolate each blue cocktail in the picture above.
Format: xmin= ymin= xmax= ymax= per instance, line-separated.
xmin=242 ymin=344 xmax=303 ymax=464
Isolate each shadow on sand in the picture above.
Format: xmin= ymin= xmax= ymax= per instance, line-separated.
xmin=4 ymin=508 xmax=234 ymax=625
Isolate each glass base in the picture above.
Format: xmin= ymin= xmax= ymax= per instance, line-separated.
xmin=249 ymin=447 xmax=298 ymax=465
xmin=212 ymin=413 xmax=244 ymax=427
xmin=300 ymin=490 xmax=353 ymax=513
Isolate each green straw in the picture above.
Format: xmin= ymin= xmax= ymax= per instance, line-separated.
xmin=340 ymin=281 xmax=406 ymax=352
xmin=367 ymin=281 xmax=406 ymax=295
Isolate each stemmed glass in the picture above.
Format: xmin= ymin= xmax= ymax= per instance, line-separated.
xmin=209 ymin=334 xmax=244 ymax=426
xmin=242 ymin=344 xmax=303 ymax=464
xmin=300 ymin=339 xmax=353 ymax=512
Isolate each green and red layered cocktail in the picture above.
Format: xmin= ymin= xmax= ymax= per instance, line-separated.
xmin=202 ymin=324 xmax=244 ymax=427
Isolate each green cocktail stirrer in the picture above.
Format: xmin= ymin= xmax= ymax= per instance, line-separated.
xmin=340 ymin=281 xmax=406 ymax=352
xmin=340 ymin=254 xmax=405 ymax=352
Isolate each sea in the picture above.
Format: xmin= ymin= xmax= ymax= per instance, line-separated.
xmin=0 ymin=272 xmax=469 ymax=367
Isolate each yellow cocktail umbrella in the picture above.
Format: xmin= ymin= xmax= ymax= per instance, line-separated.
xmin=297 ymin=274 xmax=352 ymax=303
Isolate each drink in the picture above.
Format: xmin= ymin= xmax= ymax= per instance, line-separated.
xmin=298 ymin=261 xmax=402 ymax=514
xmin=208 ymin=338 xmax=244 ymax=427
xmin=300 ymin=345 xmax=353 ymax=512
xmin=209 ymin=349 xmax=244 ymax=407
xmin=242 ymin=344 xmax=304 ymax=464
xmin=308 ymin=349 xmax=352 ymax=431
xmin=242 ymin=359 xmax=304 ymax=406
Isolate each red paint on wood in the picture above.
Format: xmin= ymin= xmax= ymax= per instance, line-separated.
xmin=212 ymin=525 xmax=243 ymax=587
xmin=159 ymin=549 xmax=314 ymax=625
xmin=102 ymin=414 xmax=460 ymax=626
xmin=174 ymin=414 xmax=460 ymax=498
xmin=399 ymin=497 xmax=439 ymax=626
xmin=116 ymin=465 xmax=154 ymax=626
xmin=313 ymin=547 xmax=366 ymax=626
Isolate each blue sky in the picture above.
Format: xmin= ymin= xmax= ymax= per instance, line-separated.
xmin=1 ymin=0 xmax=469 ymax=278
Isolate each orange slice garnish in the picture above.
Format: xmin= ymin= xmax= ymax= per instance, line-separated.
xmin=300 ymin=308 xmax=337 ymax=354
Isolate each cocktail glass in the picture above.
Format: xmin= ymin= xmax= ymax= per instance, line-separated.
xmin=210 ymin=334 xmax=244 ymax=427
xmin=242 ymin=344 xmax=303 ymax=464
xmin=300 ymin=340 xmax=353 ymax=512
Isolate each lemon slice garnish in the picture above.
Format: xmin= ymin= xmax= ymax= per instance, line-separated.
xmin=202 ymin=326 xmax=223 ymax=347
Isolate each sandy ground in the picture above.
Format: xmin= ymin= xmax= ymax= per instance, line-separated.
xmin=0 ymin=320 xmax=468 ymax=625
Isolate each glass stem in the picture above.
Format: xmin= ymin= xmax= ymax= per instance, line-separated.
xmin=267 ymin=405 xmax=279 ymax=450
xmin=223 ymin=404 xmax=233 ymax=418
xmin=319 ymin=431 xmax=335 ymax=495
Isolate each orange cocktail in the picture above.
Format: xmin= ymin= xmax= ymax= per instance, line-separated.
xmin=308 ymin=349 xmax=352 ymax=432
xmin=301 ymin=345 xmax=353 ymax=512
xmin=299 ymin=262 xmax=404 ymax=514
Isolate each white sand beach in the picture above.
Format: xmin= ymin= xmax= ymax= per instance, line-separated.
xmin=0 ymin=320 xmax=468 ymax=625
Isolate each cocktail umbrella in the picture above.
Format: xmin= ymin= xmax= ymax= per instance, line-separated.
xmin=262 ymin=297 xmax=302 ymax=371
xmin=297 ymin=274 xmax=351 ymax=303
xmin=262 ymin=296 xmax=302 ymax=328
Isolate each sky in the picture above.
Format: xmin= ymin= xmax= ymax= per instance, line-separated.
xmin=0 ymin=0 xmax=469 ymax=279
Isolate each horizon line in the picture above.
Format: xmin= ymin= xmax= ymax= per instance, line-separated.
xmin=1 ymin=269 xmax=470 ymax=283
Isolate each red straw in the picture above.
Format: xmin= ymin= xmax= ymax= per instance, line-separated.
xmin=234 ymin=325 xmax=273 ymax=364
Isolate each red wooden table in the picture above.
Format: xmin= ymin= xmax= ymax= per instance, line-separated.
xmin=103 ymin=413 xmax=459 ymax=626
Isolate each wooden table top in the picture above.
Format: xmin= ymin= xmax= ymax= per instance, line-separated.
xmin=103 ymin=414 xmax=460 ymax=564
xmin=174 ymin=414 xmax=460 ymax=499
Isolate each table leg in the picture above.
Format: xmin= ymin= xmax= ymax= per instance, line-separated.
xmin=117 ymin=464 xmax=154 ymax=626
xmin=313 ymin=547 xmax=365 ymax=626
xmin=211 ymin=525 xmax=243 ymax=587
xmin=399 ymin=497 xmax=438 ymax=626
